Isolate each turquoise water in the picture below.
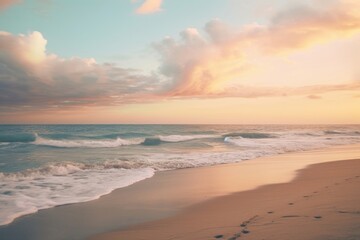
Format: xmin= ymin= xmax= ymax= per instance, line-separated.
xmin=0 ymin=124 xmax=360 ymax=225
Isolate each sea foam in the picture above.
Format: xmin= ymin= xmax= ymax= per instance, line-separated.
xmin=32 ymin=134 xmax=219 ymax=148
xmin=33 ymin=134 xmax=144 ymax=148
xmin=0 ymin=163 xmax=154 ymax=226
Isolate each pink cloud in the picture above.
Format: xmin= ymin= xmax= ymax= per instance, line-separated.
xmin=133 ymin=0 xmax=163 ymax=14
xmin=154 ymin=0 xmax=360 ymax=97
xmin=2 ymin=0 xmax=360 ymax=115
xmin=0 ymin=31 xmax=160 ymax=111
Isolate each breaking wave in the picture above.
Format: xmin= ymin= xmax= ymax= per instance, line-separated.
xmin=33 ymin=134 xmax=144 ymax=148
xmin=142 ymin=135 xmax=218 ymax=146
xmin=33 ymin=134 xmax=218 ymax=148
xmin=223 ymin=132 xmax=274 ymax=139
xmin=0 ymin=163 xmax=154 ymax=226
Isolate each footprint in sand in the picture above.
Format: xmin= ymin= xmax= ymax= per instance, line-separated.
xmin=228 ymin=233 xmax=241 ymax=240
xmin=281 ymin=215 xmax=301 ymax=218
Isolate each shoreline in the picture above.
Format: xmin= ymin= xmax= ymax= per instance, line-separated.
xmin=0 ymin=144 xmax=360 ymax=240
xmin=94 ymin=158 xmax=360 ymax=240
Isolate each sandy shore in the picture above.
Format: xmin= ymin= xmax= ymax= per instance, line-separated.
xmin=93 ymin=158 xmax=360 ymax=240
xmin=1 ymin=144 xmax=359 ymax=240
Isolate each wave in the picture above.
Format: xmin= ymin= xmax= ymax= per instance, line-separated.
xmin=25 ymin=134 xmax=219 ymax=148
xmin=223 ymin=132 xmax=274 ymax=139
xmin=142 ymin=135 xmax=218 ymax=146
xmin=324 ymin=130 xmax=360 ymax=136
xmin=33 ymin=134 xmax=144 ymax=148
xmin=0 ymin=163 xmax=154 ymax=226
xmin=0 ymin=132 xmax=151 ymax=144
xmin=159 ymin=134 xmax=217 ymax=142
xmin=324 ymin=130 xmax=343 ymax=135
xmin=78 ymin=132 xmax=151 ymax=139
xmin=0 ymin=161 xmax=150 ymax=180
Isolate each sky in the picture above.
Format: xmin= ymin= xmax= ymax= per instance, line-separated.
xmin=0 ymin=0 xmax=359 ymax=124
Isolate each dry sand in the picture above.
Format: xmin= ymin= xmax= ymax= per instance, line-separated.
xmin=93 ymin=158 xmax=360 ymax=240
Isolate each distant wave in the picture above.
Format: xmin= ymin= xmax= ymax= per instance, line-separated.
xmin=33 ymin=134 xmax=144 ymax=148
xmin=142 ymin=135 xmax=218 ymax=146
xmin=324 ymin=130 xmax=360 ymax=135
xmin=159 ymin=134 xmax=217 ymax=142
xmin=1 ymin=130 xmax=359 ymax=148
xmin=85 ymin=132 xmax=150 ymax=139
xmin=223 ymin=132 xmax=275 ymax=139
xmin=324 ymin=130 xmax=343 ymax=135
xmin=32 ymin=134 xmax=218 ymax=148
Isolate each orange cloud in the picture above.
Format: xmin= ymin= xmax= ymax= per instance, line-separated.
xmin=154 ymin=0 xmax=360 ymax=96
xmin=133 ymin=0 xmax=163 ymax=14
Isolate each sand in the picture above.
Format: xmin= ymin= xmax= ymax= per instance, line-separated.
xmin=1 ymin=144 xmax=360 ymax=240
xmin=92 ymin=159 xmax=360 ymax=240
xmin=92 ymin=150 xmax=360 ymax=240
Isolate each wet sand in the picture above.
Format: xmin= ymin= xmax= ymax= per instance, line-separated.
xmin=92 ymin=158 xmax=360 ymax=240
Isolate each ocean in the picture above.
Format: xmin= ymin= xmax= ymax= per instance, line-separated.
xmin=0 ymin=124 xmax=359 ymax=226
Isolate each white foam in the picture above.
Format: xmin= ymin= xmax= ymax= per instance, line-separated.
xmin=224 ymin=134 xmax=360 ymax=153
xmin=33 ymin=134 xmax=144 ymax=148
xmin=159 ymin=134 xmax=218 ymax=142
xmin=0 ymin=164 xmax=154 ymax=226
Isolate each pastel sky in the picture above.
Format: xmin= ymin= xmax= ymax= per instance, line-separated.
xmin=0 ymin=0 xmax=359 ymax=124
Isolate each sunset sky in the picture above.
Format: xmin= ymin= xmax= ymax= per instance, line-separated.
xmin=0 ymin=0 xmax=359 ymax=124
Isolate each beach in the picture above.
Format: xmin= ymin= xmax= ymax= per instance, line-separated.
xmin=93 ymin=153 xmax=360 ymax=240
xmin=1 ymin=143 xmax=359 ymax=240
xmin=93 ymin=158 xmax=360 ymax=240
xmin=2 ymin=0 xmax=360 ymax=239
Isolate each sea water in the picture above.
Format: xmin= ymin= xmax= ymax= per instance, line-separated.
xmin=0 ymin=124 xmax=359 ymax=225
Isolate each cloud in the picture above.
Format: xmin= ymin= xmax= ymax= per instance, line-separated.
xmin=0 ymin=0 xmax=21 ymax=10
xmin=133 ymin=0 xmax=163 ymax=14
xmin=154 ymin=0 xmax=360 ymax=96
xmin=1 ymin=0 xmax=360 ymax=115
xmin=173 ymin=82 xmax=360 ymax=99
xmin=0 ymin=31 xmax=160 ymax=111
